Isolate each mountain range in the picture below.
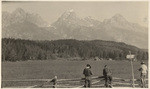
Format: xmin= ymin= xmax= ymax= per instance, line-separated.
xmin=2 ymin=8 xmax=148 ymax=49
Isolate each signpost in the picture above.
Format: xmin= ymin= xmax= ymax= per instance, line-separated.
xmin=126 ymin=51 xmax=135 ymax=88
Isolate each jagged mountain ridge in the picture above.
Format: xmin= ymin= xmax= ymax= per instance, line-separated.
xmin=2 ymin=8 xmax=148 ymax=49
xmin=2 ymin=8 xmax=48 ymax=28
xmin=49 ymin=10 xmax=148 ymax=48
xmin=2 ymin=21 xmax=58 ymax=40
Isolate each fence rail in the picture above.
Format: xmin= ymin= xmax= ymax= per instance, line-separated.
xmin=2 ymin=76 xmax=148 ymax=88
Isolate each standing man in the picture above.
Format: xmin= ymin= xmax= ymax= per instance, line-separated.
xmin=138 ymin=62 xmax=148 ymax=88
xmin=83 ymin=64 xmax=93 ymax=88
xmin=103 ymin=65 xmax=113 ymax=88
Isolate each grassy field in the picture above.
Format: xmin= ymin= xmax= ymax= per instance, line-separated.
xmin=2 ymin=60 xmax=148 ymax=87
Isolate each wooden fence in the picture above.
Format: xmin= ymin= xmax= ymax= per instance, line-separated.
xmin=2 ymin=76 xmax=148 ymax=88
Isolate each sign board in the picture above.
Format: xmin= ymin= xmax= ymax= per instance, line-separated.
xmin=126 ymin=55 xmax=135 ymax=59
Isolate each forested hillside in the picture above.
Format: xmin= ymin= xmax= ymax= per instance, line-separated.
xmin=2 ymin=38 xmax=148 ymax=61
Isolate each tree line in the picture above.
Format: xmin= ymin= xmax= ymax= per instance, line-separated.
xmin=2 ymin=38 xmax=148 ymax=61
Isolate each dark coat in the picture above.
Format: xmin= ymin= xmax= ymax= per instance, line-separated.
xmin=103 ymin=68 xmax=112 ymax=76
xmin=83 ymin=68 xmax=93 ymax=76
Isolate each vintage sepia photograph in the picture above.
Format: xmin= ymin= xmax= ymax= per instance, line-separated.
xmin=1 ymin=1 xmax=149 ymax=88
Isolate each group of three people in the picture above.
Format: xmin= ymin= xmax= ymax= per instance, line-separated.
xmin=83 ymin=62 xmax=147 ymax=88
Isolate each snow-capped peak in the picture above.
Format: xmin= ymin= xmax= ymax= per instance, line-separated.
xmin=59 ymin=9 xmax=77 ymax=20
xmin=113 ymin=13 xmax=123 ymax=18
xmin=13 ymin=8 xmax=26 ymax=15
xmin=112 ymin=14 xmax=127 ymax=22
xmin=64 ymin=9 xmax=75 ymax=15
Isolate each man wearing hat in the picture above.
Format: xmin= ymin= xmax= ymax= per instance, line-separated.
xmin=83 ymin=64 xmax=93 ymax=88
xmin=138 ymin=62 xmax=148 ymax=88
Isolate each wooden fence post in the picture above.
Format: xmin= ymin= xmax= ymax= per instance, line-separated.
xmin=129 ymin=51 xmax=135 ymax=88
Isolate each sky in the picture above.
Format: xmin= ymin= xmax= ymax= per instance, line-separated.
xmin=2 ymin=1 xmax=148 ymax=27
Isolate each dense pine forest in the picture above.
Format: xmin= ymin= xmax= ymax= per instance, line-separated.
xmin=2 ymin=38 xmax=148 ymax=61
